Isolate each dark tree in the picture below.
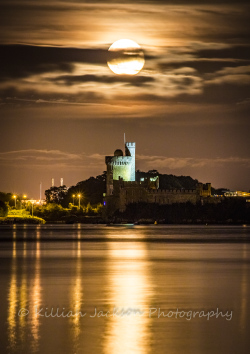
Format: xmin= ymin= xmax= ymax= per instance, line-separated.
xmin=65 ymin=172 xmax=106 ymax=207
xmin=0 ymin=192 xmax=13 ymax=204
xmin=0 ymin=200 xmax=8 ymax=217
xmin=45 ymin=186 xmax=68 ymax=204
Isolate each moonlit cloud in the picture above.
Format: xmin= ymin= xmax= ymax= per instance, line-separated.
xmin=137 ymin=154 xmax=250 ymax=169
xmin=0 ymin=149 xmax=105 ymax=171
xmin=0 ymin=149 xmax=82 ymax=161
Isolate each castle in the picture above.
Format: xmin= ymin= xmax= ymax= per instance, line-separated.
xmin=105 ymin=142 xmax=136 ymax=196
xmin=104 ymin=141 xmax=211 ymax=213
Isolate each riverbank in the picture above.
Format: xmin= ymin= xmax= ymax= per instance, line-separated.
xmin=0 ymin=216 xmax=45 ymax=224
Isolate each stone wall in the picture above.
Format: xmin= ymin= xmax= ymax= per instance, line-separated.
xmin=147 ymin=189 xmax=198 ymax=205
xmin=117 ymin=182 xmax=199 ymax=211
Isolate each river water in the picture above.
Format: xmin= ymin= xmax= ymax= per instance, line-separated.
xmin=0 ymin=225 xmax=249 ymax=354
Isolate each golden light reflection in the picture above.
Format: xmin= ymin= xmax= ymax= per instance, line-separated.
xmin=8 ymin=240 xmax=28 ymax=347
xmin=13 ymin=224 xmax=16 ymax=241
xmin=70 ymin=241 xmax=83 ymax=347
xmin=8 ymin=237 xmax=42 ymax=350
xmin=103 ymin=239 xmax=152 ymax=354
xmin=18 ymin=240 xmax=28 ymax=344
xmin=23 ymin=241 xmax=27 ymax=258
xmin=36 ymin=226 xmax=41 ymax=240
xmin=77 ymin=238 xmax=81 ymax=257
xmin=240 ymin=244 xmax=248 ymax=332
xmin=13 ymin=241 xmax=16 ymax=258
xmin=8 ymin=244 xmax=17 ymax=350
xmin=19 ymin=270 xmax=27 ymax=342
xmin=30 ymin=241 xmax=41 ymax=352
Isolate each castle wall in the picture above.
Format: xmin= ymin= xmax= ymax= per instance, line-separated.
xmin=105 ymin=156 xmax=132 ymax=176
xmin=105 ymin=155 xmax=133 ymax=196
xmin=117 ymin=184 xmax=199 ymax=212
xmin=119 ymin=183 xmax=148 ymax=212
xmin=147 ymin=189 xmax=198 ymax=205
xmin=112 ymin=157 xmax=132 ymax=181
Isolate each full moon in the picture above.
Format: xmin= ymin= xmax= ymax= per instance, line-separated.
xmin=107 ymin=39 xmax=145 ymax=75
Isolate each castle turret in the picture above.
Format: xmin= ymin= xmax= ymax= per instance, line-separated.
xmin=125 ymin=142 xmax=136 ymax=181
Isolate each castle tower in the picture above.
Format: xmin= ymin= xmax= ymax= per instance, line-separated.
xmin=105 ymin=141 xmax=136 ymax=196
xmin=125 ymin=142 xmax=136 ymax=181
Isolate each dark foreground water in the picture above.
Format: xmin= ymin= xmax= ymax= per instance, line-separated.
xmin=0 ymin=225 xmax=250 ymax=354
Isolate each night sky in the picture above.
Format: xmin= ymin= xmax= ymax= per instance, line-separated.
xmin=0 ymin=0 xmax=250 ymax=198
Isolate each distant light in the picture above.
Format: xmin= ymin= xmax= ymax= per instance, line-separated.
xmin=13 ymin=195 xmax=16 ymax=198
xmin=104 ymin=201 xmax=106 ymax=206
xmin=78 ymin=194 xmax=81 ymax=197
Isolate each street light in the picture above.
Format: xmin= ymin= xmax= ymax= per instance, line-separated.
xmin=72 ymin=194 xmax=75 ymax=205
xmin=13 ymin=195 xmax=16 ymax=208
xmin=78 ymin=194 xmax=81 ymax=209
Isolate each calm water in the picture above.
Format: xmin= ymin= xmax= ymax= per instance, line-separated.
xmin=0 ymin=225 xmax=250 ymax=354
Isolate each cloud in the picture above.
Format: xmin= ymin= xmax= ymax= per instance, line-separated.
xmin=0 ymin=86 xmax=106 ymax=105
xmin=0 ymin=7 xmax=249 ymax=107
xmin=2 ymin=0 xmax=250 ymax=7
xmin=49 ymin=74 xmax=154 ymax=86
xmin=0 ymin=45 xmax=126 ymax=81
xmin=0 ymin=149 xmax=105 ymax=171
xmin=2 ymin=150 xmax=249 ymax=177
xmin=88 ymin=153 xmax=105 ymax=160
xmin=137 ymin=154 xmax=250 ymax=169
xmin=158 ymin=44 xmax=250 ymax=75
xmin=195 ymin=45 xmax=250 ymax=61
xmin=54 ymin=0 xmax=250 ymax=4
xmin=205 ymin=65 xmax=250 ymax=85
xmin=0 ymin=149 xmax=82 ymax=162
xmin=159 ymin=59 xmax=250 ymax=75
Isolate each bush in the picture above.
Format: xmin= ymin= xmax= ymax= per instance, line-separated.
xmin=0 ymin=200 xmax=8 ymax=217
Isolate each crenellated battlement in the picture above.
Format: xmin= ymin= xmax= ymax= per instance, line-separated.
xmin=125 ymin=142 xmax=136 ymax=148
xmin=148 ymin=189 xmax=196 ymax=194
xmin=106 ymin=156 xmax=132 ymax=166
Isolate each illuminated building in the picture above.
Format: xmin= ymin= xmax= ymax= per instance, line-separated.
xmin=224 ymin=191 xmax=250 ymax=197
xmin=104 ymin=141 xmax=212 ymax=213
xmin=105 ymin=142 xmax=136 ymax=196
